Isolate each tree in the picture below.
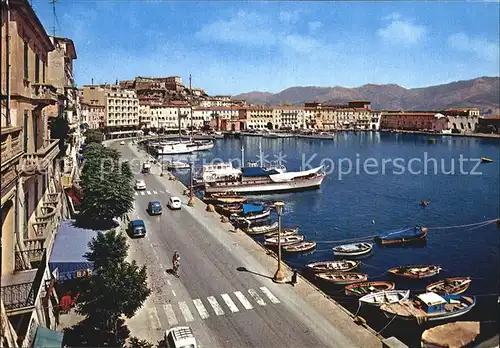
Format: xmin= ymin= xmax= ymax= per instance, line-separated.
xmin=78 ymin=145 xmax=134 ymax=226
xmin=85 ymin=129 xmax=105 ymax=144
xmin=49 ymin=116 xmax=70 ymax=152
xmin=76 ymin=231 xmax=151 ymax=345
xmin=129 ymin=337 xmax=154 ymax=348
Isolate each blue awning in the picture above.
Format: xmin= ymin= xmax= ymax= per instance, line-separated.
xmin=49 ymin=220 xmax=98 ymax=281
xmin=242 ymin=204 xmax=264 ymax=215
xmin=241 ymin=167 xmax=280 ymax=177
xmin=33 ymin=327 xmax=64 ymax=348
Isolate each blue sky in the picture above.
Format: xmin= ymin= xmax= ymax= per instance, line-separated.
xmin=32 ymin=1 xmax=499 ymax=95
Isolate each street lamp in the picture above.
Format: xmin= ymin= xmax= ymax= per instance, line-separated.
xmin=273 ymin=201 xmax=286 ymax=283
xmin=188 ymin=160 xmax=195 ymax=206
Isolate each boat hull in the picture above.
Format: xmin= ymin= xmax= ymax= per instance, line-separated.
xmin=344 ymin=281 xmax=395 ymax=296
xmin=332 ymin=243 xmax=373 ymax=257
xmin=307 ymin=260 xmax=360 ymax=274
xmin=282 ymin=241 xmax=316 ymax=253
xmin=359 ymin=290 xmax=410 ymax=307
xmin=315 ymin=272 xmax=368 ymax=285
xmin=205 ymin=175 xmax=324 ymax=194
xmin=425 ymin=277 xmax=471 ymax=295
xmin=388 ymin=265 xmax=442 ymax=279
xmin=376 ymin=230 xmax=428 ymax=245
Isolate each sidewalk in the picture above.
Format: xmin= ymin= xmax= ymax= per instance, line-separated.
xmin=128 ymin=144 xmax=385 ymax=348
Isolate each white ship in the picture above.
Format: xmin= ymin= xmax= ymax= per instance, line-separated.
xmin=157 ymin=140 xmax=214 ymax=155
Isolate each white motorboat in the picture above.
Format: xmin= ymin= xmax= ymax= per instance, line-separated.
xmin=359 ymin=290 xmax=411 ymax=307
xmin=166 ymin=161 xmax=190 ymax=169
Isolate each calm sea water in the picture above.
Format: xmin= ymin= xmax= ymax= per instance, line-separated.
xmin=166 ymin=132 xmax=500 ymax=346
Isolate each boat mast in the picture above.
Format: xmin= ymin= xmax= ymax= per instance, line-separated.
xmin=259 ymin=140 xmax=263 ymax=167
xmin=241 ymin=145 xmax=245 ymax=168
xmin=178 ymin=106 xmax=181 ymax=141
xmin=189 ymin=74 xmax=193 ymax=142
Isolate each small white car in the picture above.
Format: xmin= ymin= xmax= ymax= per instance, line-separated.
xmin=164 ymin=326 xmax=197 ymax=348
xmin=120 ymin=140 xmax=125 ymax=145
xmin=168 ymin=196 xmax=182 ymax=210
xmin=135 ymin=179 xmax=146 ymax=190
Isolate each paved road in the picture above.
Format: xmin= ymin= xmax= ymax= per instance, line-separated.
xmin=111 ymin=140 xmax=377 ymax=348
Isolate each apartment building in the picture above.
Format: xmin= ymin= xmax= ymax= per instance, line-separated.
xmin=272 ymin=106 xmax=305 ymax=130
xmin=80 ymin=102 xmax=104 ymax=129
xmin=1 ymin=1 xmax=65 ymax=346
xmin=105 ymin=85 xmax=139 ymax=130
xmin=240 ymin=106 xmax=274 ymax=130
xmin=441 ymin=108 xmax=480 ymax=133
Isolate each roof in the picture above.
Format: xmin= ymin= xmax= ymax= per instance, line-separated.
xmin=10 ymin=0 xmax=54 ymax=52
xmin=241 ymin=167 xmax=280 ymax=177
xmin=150 ymin=201 xmax=161 ymax=205
xmin=33 ymin=327 xmax=64 ymax=348
xmin=49 ymin=220 xmax=100 ymax=281
xmin=242 ymin=204 xmax=265 ymax=215
xmin=417 ymin=292 xmax=447 ymax=306
xmin=51 ymin=36 xmax=77 ymax=59
xmin=131 ymin=219 xmax=145 ymax=227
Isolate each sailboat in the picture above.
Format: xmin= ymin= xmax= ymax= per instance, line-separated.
xmin=157 ymin=75 xmax=214 ymax=155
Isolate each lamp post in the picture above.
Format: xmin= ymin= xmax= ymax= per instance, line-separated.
xmin=273 ymin=201 xmax=286 ymax=283
xmin=188 ymin=160 xmax=195 ymax=206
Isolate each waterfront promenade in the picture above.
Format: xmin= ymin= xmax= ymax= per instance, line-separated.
xmin=110 ymin=139 xmax=384 ymax=348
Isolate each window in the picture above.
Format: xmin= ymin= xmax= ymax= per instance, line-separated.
xmin=24 ymin=110 xmax=29 ymax=151
xmin=43 ymin=61 xmax=46 ymax=83
xmin=33 ymin=113 xmax=39 ymax=151
xmin=24 ymin=190 xmax=29 ymax=238
xmin=34 ymin=179 xmax=39 ymax=215
xmin=35 ymin=54 xmax=40 ymax=83
xmin=24 ymin=41 xmax=29 ymax=80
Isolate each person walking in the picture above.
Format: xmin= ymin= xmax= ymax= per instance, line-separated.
xmin=172 ymin=251 xmax=180 ymax=277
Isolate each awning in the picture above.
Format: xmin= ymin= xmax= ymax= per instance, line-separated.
xmin=33 ymin=327 xmax=64 ymax=348
xmin=49 ymin=220 xmax=98 ymax=281
xmin=242 ymin=204 xmax=264 ymax=215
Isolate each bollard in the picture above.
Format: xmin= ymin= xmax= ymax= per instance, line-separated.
xmin=206 ymin=204 xmax=215 ymax=212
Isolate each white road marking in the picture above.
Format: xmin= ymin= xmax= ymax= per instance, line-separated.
xmin=167 ymin=280 xmax=171 ymax=285
xmin=140 ymin=191 xmax=145 ymax=196
xmin=221 ymin=293 xmax=239 ymax=313
xmin=146 ymin=190 xmax=152 ymax=195
xmin=248 ymin=289 xmax=266 ymax=306
xmin=159 ymin=263 xmax=164 ymax=269
xmin=153 ymin=190 xmax=158 ymax=194
xmin=171 ymin=290 xmax=176 ymax=297
xmin=234 ymin=291 xmax=253 ymax=310
xmin=134 ymin=192 xmax=139 ymax=196
xmin=260 ymin=286 xmax=281 ymax=304
xmin=207 ymin=296 xmax=225 ymax=316
xmin=163 ymin=304 xmax=178 ymax=326
xmin=193 ymin=299 xmax=210 ymax=319
xmin=148 ymin=307 xmax=161 ymax=330
xmin=178 ymin=301 xmax=194 ymax=322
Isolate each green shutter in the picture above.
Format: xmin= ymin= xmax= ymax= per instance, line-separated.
xmin=35 ymin=54 xmax=40 ymax=83
xmin=24 ymin=41 xmax=29 ymax=80
xmin=23 ymin=111 xmax=29 ymax=151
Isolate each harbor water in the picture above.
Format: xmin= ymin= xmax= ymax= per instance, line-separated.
xmin=164 ymin=132 xmax=500 ymax=346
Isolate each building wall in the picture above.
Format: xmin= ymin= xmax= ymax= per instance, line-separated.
xmin=380 ymin=113 xmax=448 ymax=131
xmin=105 ymin=86 xmax=139 ymax=129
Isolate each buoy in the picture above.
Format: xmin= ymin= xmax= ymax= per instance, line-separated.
xmin=372 ymin=220 xmax=375 ymax=224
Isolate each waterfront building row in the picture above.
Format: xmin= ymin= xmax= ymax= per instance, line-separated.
xmin=1 ymin=1 xmax=80 ymax=346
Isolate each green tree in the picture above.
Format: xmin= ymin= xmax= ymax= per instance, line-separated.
xmin=78 ymin=145 xmax=134 ymax=225
xmin=129 ymin=337 xmax=154 ymax=348
xmin=84 ymin=230 xmax=128 ymax=270
xmin=85 ymin=129 xmax=105 ymax=144
xmin=49 ymin=116 xmax=70 ymax=152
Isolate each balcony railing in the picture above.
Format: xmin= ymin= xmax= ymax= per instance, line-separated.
xmin=1 ymin=126 xmax=24 ymax=167
xmin=14 ymin=248 xmax=45 ymax=272
xmin=19 ymin=140 xmax=60 ymax=175
xmin=30 ymin=83 xmax=58 ymax=104
xmin=2 ymin=251 xmax=46 ymax=311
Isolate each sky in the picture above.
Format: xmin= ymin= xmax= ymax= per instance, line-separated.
xmin=32 ymin=1 xmax=500 ymax=95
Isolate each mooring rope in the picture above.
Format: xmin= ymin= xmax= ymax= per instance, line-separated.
xmin=353 ymin=302 xmax=362 ymax=317
xmin=427 ymin=219 xmax=498 ymax=230
xmin=316 ymin=235 xmax=377 ymax=244
xmin=377 ymin=315 xmax=398 ymax=335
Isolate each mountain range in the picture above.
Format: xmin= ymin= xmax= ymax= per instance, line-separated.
xmin=233 ymin=77 xmax=500 ymax=115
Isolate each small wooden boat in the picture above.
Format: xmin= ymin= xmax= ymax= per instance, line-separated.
xmin=307 ymin=260 xmax=360 ymax=273
xmin=244 ymin=222 xmax=278 ymax=235
xmin=282 ymin=241 xmax=316 ymax=253
xmin=481 ymin=157 xmax=493 ymax=163
xmin=388 ymin=265 xmax=442 ymax=279
xmin=215 ymin=204 xmax=242 ymax=216
xmin=265 ymin=227 xmax=298 ymax=237
xmin=332 ymin=242 xmax=373 ymax=257
xmin=420 ymin=200 xmax=430 ymax=207
xmin=203 ymin=195 xmax=247 ymax=204
xmin=381 ymin=293 xmax=476 ymax=324
xmin=359 ymin=290 xmax=410 ymax=307
xmin=376 ymin=226 xmax=428 ymax=245
xmin=264 ymin=235 xmax=304 ymax=247
xmin=315 ymin=272 xmax=368 ymax=285
xmin=425 ymin=277 xmax=471 ymax=295
xmin=345 ymin=281 xmax=395 ymax=296
xmin=421 ymin=321 xmax=480 ymax=348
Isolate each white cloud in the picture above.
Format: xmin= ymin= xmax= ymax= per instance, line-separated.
xmin=377 ymin=15 xmax=427 ymax=45
xmin=282 ymin=34 xmax=322 ymax=54
xmin=279 ymin=10 xmax=301 ymax=23
xmin=195 ymin=11 xmax=277 ymax=46
xmin=308 ymin=21 xmax=323 ymax=33
xmin=448 ymin=33 xmax=499 ymax=63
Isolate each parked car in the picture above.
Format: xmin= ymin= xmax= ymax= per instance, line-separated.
xmin=148 ymin=201 xmax=162 ymax=215
xmin=135 ymin=179 xmax=146 ymax=190
xmin=164 ymin=326 xmax=197 ymax=348
xmin=168 ymin=197 xmax=182 ymax=210
xmin=120 ymin=140 xmax=125 ymax=145
xmin=128 ymin=219 xmax=146 ymax=238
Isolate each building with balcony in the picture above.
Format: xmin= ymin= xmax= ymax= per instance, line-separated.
xmin=272 ymin=106 xmax=305 ymax=130
xmin=80 ymin=102 xmax=104 ymax=129
xmin=1 ymin=1 xmax=65 ymax=346
xmin=240 ymin=106 xmax=273 ymax=130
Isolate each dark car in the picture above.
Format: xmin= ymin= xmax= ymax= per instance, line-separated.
xmin=148 ymin=201 xmax=162 ymax=215
xmin=128 ymin=219 xmax=146 ymax=238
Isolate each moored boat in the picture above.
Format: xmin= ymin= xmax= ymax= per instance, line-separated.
xmin=332 ymin=242 xmax=373 ymax=257
xmin=166 ymin=160 xmax=190 ymax=170
xmin=344 ymin=281 xmax=395 ymax=296
xmin=388 ymin=265 xmax=442 ymax=279
xmin=203 ymin=193 xmax=248 ymax=204
xmin=359 ymin=290 xmax=410 ymax=307
xmin=306 ymin=260 xmax=360 ymax=273
xmin=481 ymin=157 xmax=493 ymax=163
xmin=243 ymin=222 xmax=279 ymax=236
xmin=421 ymin=321 xmax=480 ymax=348
xmin=265 ymin=227 xmax=299 ymax=237
xmin=264 ymin=235 xmax=305 ymax=247
xmin=425 ymin=277 xmax=472 ymax=295
xmin=376 ymin=226 xmax=428 ymax=245
xmin=315 ymin=272 xmax=368 ymax=285
xmin=282 ymin=241 xmax=316 ymax=253
xmin=380 ymin=292 xmax=476 ymax=324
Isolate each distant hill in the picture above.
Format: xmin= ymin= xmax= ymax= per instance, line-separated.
xmin=233 ymin=77 xmax=500 ymax=115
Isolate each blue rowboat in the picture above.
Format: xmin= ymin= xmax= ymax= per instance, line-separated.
xmin=375 ymin=226 xmax=428 ymax=245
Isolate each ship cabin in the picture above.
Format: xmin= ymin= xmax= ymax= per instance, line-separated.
xmin=416 ymin=293 xmax=447 ymax=313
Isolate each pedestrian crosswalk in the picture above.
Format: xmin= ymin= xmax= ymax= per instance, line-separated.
xmin=146 ymin=287 xmax=280 ymax=327
xmin=135 ymin=190 xmax=165 ymax=196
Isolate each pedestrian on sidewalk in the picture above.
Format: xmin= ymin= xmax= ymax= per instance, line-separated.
xmin=291 ymin=269 xmax=298 ymax=287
